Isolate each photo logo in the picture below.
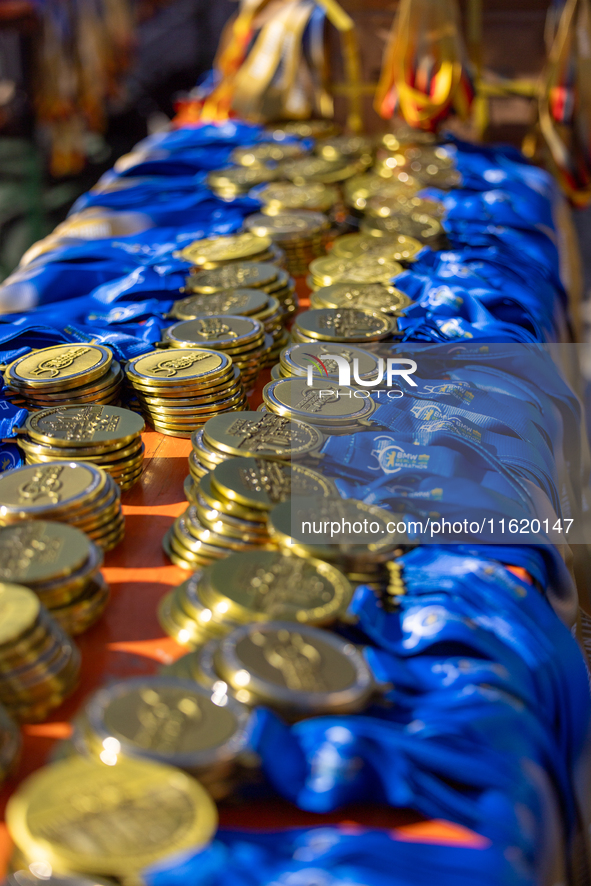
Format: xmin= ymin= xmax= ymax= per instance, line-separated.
xmin=306 ymin=354 xmax=418 ymax=387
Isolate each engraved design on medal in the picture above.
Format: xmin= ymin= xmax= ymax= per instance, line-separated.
xmin=151 ymin=353 xmax=210 ymax=377
xmin=317 ymin=310 xmax=384 ymax=336
xmin=0 ymin=523 xmax=63 ymax=578
xmin=254 ymin=629 xmax=327 ymax=691
xmin=196 ymin=318 xmax=236 ymax=340
xmin=293 ymin=388 xmax=339 ymax=413
xmin=241 ymin=558 xmax=329 ymax=613
xmin=226 ymin=414 xmax=306 ymax=451
xmin=18 ymin=465 xmax=64 ymax=504
xmin=29 ymin=347 xmax=91 ymax=379
xmin=238 ymin=460 xmax=291 ymax=502
xmin=189 ymin=293 xmax=250 ymax=314
xmin=33 ymin=406 xmax=120 ymax=441
xmin=133 ymin=688 xmax=202 ymax=752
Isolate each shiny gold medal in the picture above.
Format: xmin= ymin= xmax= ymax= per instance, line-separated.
xmin=169 ymin=288 xmax=269 ymax=321
xmin=210 ymin=457 xmax=335 ymax=511
xmin=293 ymin=308 xmax=396 ymax=343
xmin=202 ymin=410 xmax=324 ymax=459
xmin=215 ymin=621 xmax=374 ymax=714
xmin=6 ymin=755 xmax=218 ymax=877
xmin=309 ymin=254 xmax=403 ymax=288
xmin=309 ymin=282 xmax=413 ymax=315
xmin=231 ymin=142 xmax=307 ymax=166
xmin=262 ymin=377 xmax=377 ymax=429
xmin=331 ymin=232 xmax=423 ymax=262
xmin=179 ymin=232 xmax=273 ymax=267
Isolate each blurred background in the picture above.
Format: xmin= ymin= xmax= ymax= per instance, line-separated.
xmin=0 ymin=0 xmax=569 ymax=280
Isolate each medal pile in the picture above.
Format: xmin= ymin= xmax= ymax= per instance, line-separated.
xmin=0 ymin=522 xmax=109 ymax=636
xmin=3 ymin=344 xmax=122 ymax=410
xmin=292 ymin=308 xmax=397 ymax=344
xmin=5 ymin=755 xmax=218 ymax=880
xmin=14 ymin=404 xmax=145 ymax=492
xmin=0 ymin=583 xmax=81 ymax=723
xmin=160 ymin=315 xmax=268 ymax=391
xmin=183 ymin=261 xmax=298 ymax=316
xmin=279 ymin=154 xmax=371 ymax=185
xmin=262 ymin=376 xmax=377 ymax=435
xmin=230 ymin=141 xmax=308 ymax=166
xmin=179 ymin=231 xmax=284 ymax=269
xmin=0 ymin=703 xmax=20 ymax=785
xmin=309 ymin=281 xmax=413 ymax=315
xmin=168 ymin=455 xmax=334 ymax=569
xmin=243 ymin=211 xmax=331 ymax=276
xmin=0 ymin=462 xmax=124 ymax=551
xmin=125 ymin=347 xmax=246 ymax=438
xmin=269 ymin=495 xmax=404 ymax=588
xmin=159 ymin=549 xmax=352 ymax=650
xmin=167 ymin=620 xmax=374 ymax=719
xmin=72 ymin=675 xmax=251 ymax=799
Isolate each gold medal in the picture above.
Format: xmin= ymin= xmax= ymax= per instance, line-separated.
xmin=5 ymin=345 xmax=112 ymax=392
xmin=309 ymin=254 xmax=403 ymax=287
xmin=331 ymin=232 xmax=423 ymax=262
xmin=169 ymin=288 xmax=270 ymax=321
xmin=179 ymin=232 xmax=273 ymax=266
xmin=202 ymin=410 xmax=324 ymax=459
xmin=210 ymin=457 xmax=335 ymax=511
xmin=6 ymin=756 xmax=218 ymax=877
xmin=294 ymin=308 xmax=396 ymax=343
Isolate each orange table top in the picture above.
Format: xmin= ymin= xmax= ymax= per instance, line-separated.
xmin=0 ymin=285 xmax=488 ymax=872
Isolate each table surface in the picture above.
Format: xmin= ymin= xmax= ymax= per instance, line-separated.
xmin=0 ymin=285 xmax=487 ymax=874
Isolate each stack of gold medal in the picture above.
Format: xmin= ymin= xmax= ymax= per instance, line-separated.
xmin=72 ymin=674 xmax=252 ymax=800
xmin=255 ymin=181 xmax=339 ymax=216
xmin=244 ymin=210 xmax=331 ymax=277
xmin=309 ymin=282 xmax=413 ymax=317
xmin=308 ymin=252 xmax=404 ymax=290
xmin=0 ymin=582 xmax=81 ymax=722
xmin=160 ymin=315 xmax=267 ymax=391
xmin=14 ymin=404 xmax=145 ymax=492
xmin=206 ymin=163 xmax=278 ymax=199
xmin=291 ymin=307 xmax=397 ymax=344
xmin=179 ymin=231 xmax=285 ymax=271
xmin=0 ymin=461 xmax=124 ymax=551
xmin=344 ymin=171 xmax=420 ymax=215
xmin=159 ymin=549 xmax=353 ymax=653
xmin=164 ymin=624 xmax=374 ymax=720
xmin=261 ymin=375 xmax=377 ymax=436
xmin=168 ymin=288 xmax=287 ymax=368
xmin=268 ymin=494 xmax=406 ymax=590
xmin=375 ymin=139 xmax=462 ymax=190
xmin=6 ymin=755 xmax=217 ymax=881
xmin=165 ymin=453 xmax=334 ymax=570
xmin=360 ymin=192 xmax=446 ymax=246
xmin=0 ymin=522 xmax=109 ymax=636
xmin=279 ymin=152 xmax=371 ymax=187
xmin=125 ymin=347 xmax=246 ymax=438
xmin=3 ymin=344 xmax=122 ymax=410
xmin=184 ymin=409 xmax=325 ymax=502
xmin=0 ymin=703 xmax=20 ymax=784
xmin=182 ymin=260 xmax=298 ymax=317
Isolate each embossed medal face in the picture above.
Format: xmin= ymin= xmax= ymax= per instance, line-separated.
xmin=25 ymin=405 xmax=144 ymax=448
xmin=186 ymin=262 xmax=280 ymax=293
xmin=127 ymin=348 xmax=229 ymax=384
xmin=263 ymin=377 xmax=376 ymax=424
xmin=216 ymin=621 xmax=373 ymax=712
xmin=7 ymin=345 xmax=112 ymax=390
xmin=163 ymin=316 xmax=263 ymax=348
xmin=244 ymin=211 xmax=328 ymax=241
xmin=0 ymin=583 xmax=40 ymax=646
xmin=295 ymin=308 xmax=395 ymax=342
xmin=211 ymin=458 xmax=334 ymax=510
xmin=171 ymin=289 xmax=269 ymax=321
xmin=180 ymin=232 xmax=272 ymax=265
xmin=5 ymin=755 xmax=218 ymax=876
xmin=331 ymin=232 xmax=422 ymax=262
xmin=0 ymin=462 xmax=103 ymax=515
xmin=202 ymin=411 xmax=324 ymax=458
xmin=281 ymin=342 xmax=382 ymax=380
xmin=0 ymin=522 xmax=90 ymax=584
xmin=309 ymin=255 xmax=403 ymax=286
xmin=202 ymin=550 xmax=352 ymax=624
xmin=311 ymin=282 xmax=413 ymax=314
xmin=361 ymin=210 xmax=442 ymax=243
xmin=91 ymin=677 xmax=243 ymax=758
